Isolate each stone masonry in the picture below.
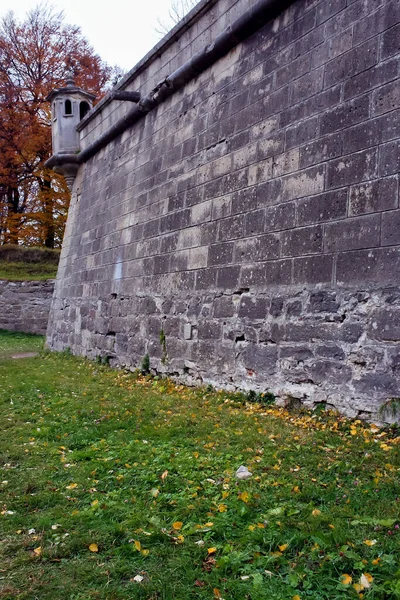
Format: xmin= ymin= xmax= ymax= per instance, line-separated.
xmin=47 ymin=0 xmax=400 ymax=420
xmin=0 ymin=280 xmax=55 ymax=335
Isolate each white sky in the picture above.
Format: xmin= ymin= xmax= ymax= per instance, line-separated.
xmin=0 ymin=1 xmax=181 ymax=72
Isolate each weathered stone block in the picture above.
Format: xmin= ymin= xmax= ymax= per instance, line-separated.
xmin=343 ymin=58 xmax=399 ymax=101
xmin=209 ymin=242 xmax=234 ymax=265
xmin=285 ymin=116 xmax=319 ymax=151
xmin=324 ymin=214 xmax=380 ymax=252
xmin=326 ymin=149 xmax=377 ymax=189
xmin=309 ymin=291 xmax=339 ymax=313
xmin=297 ymin=189 xmax=347 ymax=225
xmin=231 ymin=187 xmax=257 ymax=215
xmin=218 ymin=214 xmax=245 ymax=241
xmin=311 ymin=360 xmax=352 ymax=384
xmin=197 ymin=320 xmax=222 ymax=340
xmin=293 ymin=255 xmax=333 ymax=285
xmin=349 ymin=176 xmax=398 ymax=216
xmin=379 ymin=140 xmax=400 ymax=177
xmin=354 ymin=373 xmax=399 ymax=397
xmin=381 ymin=22 xmax=400 ymax=59
xmin=282 ymin=225 xmax=323 ymax=257
xmin=370 ymin=308 xmax=400 ymax=341
xmin=324 ymin=38 xmax=378 ymax=87
xmin=281 ymin=165 xmax=325 ymax=202
xmin=240 ymin=344 xmax=278 ymax=376
xmin=213 ymin=296 xmax=235 ymax=318
xmin=238 ymin=296 xmax=267 ymax=319
xmin=372 ymin=79 xmax=400 ymax=115
xmin=216 ymin=265 xmax=241 ymax=289
xmin=321 ymin=95 xmax=370 ymax=136
xmin=245 ymin=209 xmax=266 ymax=236
xmin=299 ymin=132 xmax=342 ymax=169
xmin=337 ymin=248 xmax=400 ymax=286
xmin=382 ymin=210 xmax=400 ymax=246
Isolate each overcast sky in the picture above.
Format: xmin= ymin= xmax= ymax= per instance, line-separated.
xmin=0 ymin=1 xmax=186 ymax=72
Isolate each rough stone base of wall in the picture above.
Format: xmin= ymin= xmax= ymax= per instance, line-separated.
xmin=46 ymin=284 xmax=400 ymax=422
xmin=0 ymin=280 xmax=55 ymax=335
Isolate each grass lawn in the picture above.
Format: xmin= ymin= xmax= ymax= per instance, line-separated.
xmin=0 ymin=329 xmax=44 ymax=359
xmin=0 ymin=245 xmax=59 ymax=281
xmin=0 ymin=332 xmax=399 ymax=599
xmin=0 ymin=262 xmax=58 ymax=281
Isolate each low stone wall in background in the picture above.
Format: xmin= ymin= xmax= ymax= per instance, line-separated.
xmin=0 ymin=280 xmax=54 ymax=335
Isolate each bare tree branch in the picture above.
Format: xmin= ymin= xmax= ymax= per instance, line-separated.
xmin=156 ymin=0 xmax=200 ymax=36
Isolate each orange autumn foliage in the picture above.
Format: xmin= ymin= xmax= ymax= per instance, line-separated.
xmin=0 ymin=5 xmax=122 ymax=247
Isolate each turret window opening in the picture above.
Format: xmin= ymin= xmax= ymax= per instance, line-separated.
xmin=79 ymin=101 xmax=90 ymax=120
xmin=64 ymin=99 xmax=72 ymax=115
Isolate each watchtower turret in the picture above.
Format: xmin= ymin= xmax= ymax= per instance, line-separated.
xmin=45 ymin=74 xmax=96 ymax=189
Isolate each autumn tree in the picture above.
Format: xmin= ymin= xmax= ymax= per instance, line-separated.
xmin=0 ymin=5 xmax=117 ymax=247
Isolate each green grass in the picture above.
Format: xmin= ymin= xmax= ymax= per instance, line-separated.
xmin=0 ymin=331 xmax=399 ymax=599
xmin=0 ymin=245 xmax=59 ymax=280
xmin=0 ymin=261 xmax=58 ymax=281
xmin=0 ymin=329 xmax=44 ymax=358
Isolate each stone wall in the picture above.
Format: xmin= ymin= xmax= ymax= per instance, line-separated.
xmin=47 ymin=0 xmax=400 ymax=420
xmin=0 ymin=280 xmax=55 ymax=335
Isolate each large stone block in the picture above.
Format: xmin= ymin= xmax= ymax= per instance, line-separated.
xmin=282 ymin=225 xmax=323 ymax=257
xmin=297 ymin=189 xmax=347 ymax=225
xmin=337 ymin=248 xmax=400 ymax=286
xmin=240 ymin=344 xmax=278 ymax=376
xmin=349 ymin=176 xmax=398 ymax=216
xmin=326 ymin=149 xmax=377 ymax=189
xmin=324 ymin=214 xmax=380 ymax=252
xmin=321 ymin=95 xmax=370 ymax=136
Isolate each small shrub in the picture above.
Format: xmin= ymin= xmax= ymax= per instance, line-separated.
xmin=141 ymin=353 xmax=150 ymax=374
xmin=245 ymin=389 xmax=275 ymax=406
xmin=378 ymin=398 xmax=400 ymax=421
xmin=159 ymin=328 xmax=167 ymax=364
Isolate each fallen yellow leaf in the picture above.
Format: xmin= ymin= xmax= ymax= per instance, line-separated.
xmin=88 ymin=543 xmax=98 ymax=553
xmin=208 ymin=547 xmax=217 ymax=554
xmin=66 ymin=483 xmax=78 ymax=490
xmin=363 ymin=539 xmax=377 ymax=546
xmin=278 ymin=543 xmax=288 ymax=552
xmin=33 ymin=546 xmax=42 ymax=556
xmin=172 ymin=521 xmax=183 ymax=530
xmin=238 ymin=491 xmax=249 ymax=503
xmin=134 ymin=540 xmax=141 ymax=551
xmin=312 ymin=509 xmax=321 ymax=516
xmin=340 ymin=574 xmax=352 ymax=585
xmin=360 ymin=573 xmax=373 ymax=588
xmin=141 ymin=548 xmax=150 ymax=556
xmin=161 ymin=470 xmax=168 ymax=481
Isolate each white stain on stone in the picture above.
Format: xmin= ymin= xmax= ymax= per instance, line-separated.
xmin=114 ymin=260 xmax=123 ymax=281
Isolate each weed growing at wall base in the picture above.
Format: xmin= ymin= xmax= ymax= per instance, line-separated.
xmin=0 ymin=331 xmax=399 ymax=599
